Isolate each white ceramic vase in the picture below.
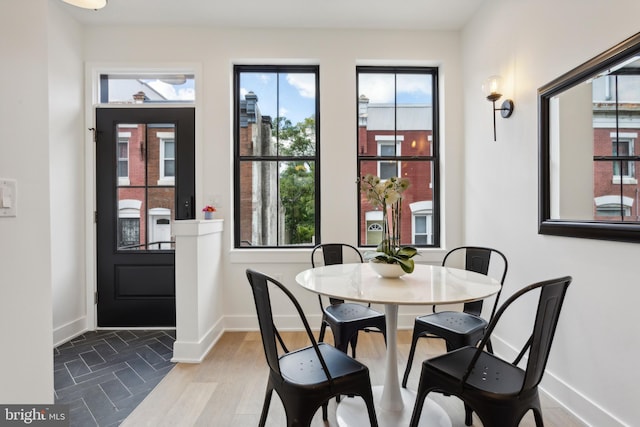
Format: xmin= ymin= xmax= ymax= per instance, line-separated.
xmin=369 ymin=261 xmax=406 ymax=278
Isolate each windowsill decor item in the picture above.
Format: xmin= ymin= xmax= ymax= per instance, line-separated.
xmin=202 ymin=205 xmax=216 ymax=220
xmin=360 ymin=174 xmax=417 ymax=277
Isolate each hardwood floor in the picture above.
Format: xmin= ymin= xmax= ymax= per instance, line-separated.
xmin=122 ymin=330 xmax=585 ymax=427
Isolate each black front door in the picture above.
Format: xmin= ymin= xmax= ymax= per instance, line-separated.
xmin=96 ymin=107 xmax=195 ymax=327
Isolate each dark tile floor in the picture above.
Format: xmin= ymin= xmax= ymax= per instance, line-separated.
xmin=54 ymin=330 xmax=176 ymax=427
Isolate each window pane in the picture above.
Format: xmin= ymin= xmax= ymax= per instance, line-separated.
xmin=359 ymin=159 xmax=434 ymax=247
xmin=594 ymin=160 xmax=640 ymax=221
xmin=379 ymin=162 xmax=396 ymax=180
xmin=278 ymin=72 xmax=317 ymax=155
xmin=397 ymin=73 xmax=433 ymax=155
xmin=238 ymin=72 xmax=278 ymax=157
xmin=147 ymin=187 xmax=175 ymax=250
xmin=237 ymin=160 xmax=280 ymax=247
xmin=117 ymin=137 xmax=129 ymax=178
xmin=237 ymin=160 xmax=317 ymax=247
xmin=164 ymin=160 xmax=175 ymax=176
xmin=117 ymin=161 xmax=128 ymax=178
xmin=280 ymin=161 xmax=316 ymax=245
xmin=117 ymin=187 xmax=144 ymax=250
xmin=380 ymin=144 xmax=395 ymax=156
xmin=100 ymin=74 xmax=195 ymax=103
xmin=414 ymin=235 xmax=429 ymax=245
xmin=358 ymin=74 xmax=396 ymax=158
xmin=164 ymin=140 xmax=175 ymax=158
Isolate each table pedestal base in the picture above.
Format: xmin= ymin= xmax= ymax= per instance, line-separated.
xmin=336 ymin=386 xmax=451 ymax=427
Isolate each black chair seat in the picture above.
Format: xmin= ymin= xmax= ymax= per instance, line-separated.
xmin=416 ymin=311 xmax=487 ymax=337
xmin=280 ymin=343 xmax=369 ymax=385
xmin=426 ymin=347 xmax=525 ymax=394
xmin=325 ymin=303 xmax=384 ymax=323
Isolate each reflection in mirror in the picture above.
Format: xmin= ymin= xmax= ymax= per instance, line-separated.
xmin=540 ymin=32 xmax=640 ymax=242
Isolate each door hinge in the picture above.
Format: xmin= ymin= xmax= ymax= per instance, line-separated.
xmin=94 ymin=291 xmax=98 ymax=305
xmin=94 ymin=211 xmax=98 ymax=223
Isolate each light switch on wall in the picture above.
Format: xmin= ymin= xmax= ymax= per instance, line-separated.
xmin=0 ymin=179 xmax=17 ymax=217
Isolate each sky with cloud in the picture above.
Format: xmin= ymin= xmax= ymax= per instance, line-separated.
xmin=358 ymin=73 xmax=433 ymax=104
xmin=240 ymin=72 xmax=316 ymax=125
xmin=239 ymin=71 xmax=432 ymax=125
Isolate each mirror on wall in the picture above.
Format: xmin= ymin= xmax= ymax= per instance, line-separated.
xmin=539 ymin=32 xmax=640 ymax=242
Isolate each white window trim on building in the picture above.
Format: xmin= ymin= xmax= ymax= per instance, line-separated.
xmin=594 ymin=195 xmax=634 ymax=216
xmin=117 ymin=132 xmax=131 ymax=186
xmin=157 ymin=131 xmax=176 ymax=186
xmin=376 ymin=135 xmax=403 ymax=179
xmin=410 ymin=200 xmax=433 ymax=245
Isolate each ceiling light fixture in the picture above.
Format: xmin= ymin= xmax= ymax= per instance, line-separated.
xmin=482 ymin=75 xmax=514 ymax=141
xmin=61 ymin=0 xmax=107 ymax=10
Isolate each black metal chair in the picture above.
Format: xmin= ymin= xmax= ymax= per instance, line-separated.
xmin=409 ymin=276 xmax=572 ymax=427
xmin=311 ymin=243 xmax=386 ymax=358
xmin=246 ymin=269 xmax=379 ymax=427
xmin=402 ymin=246 xmax=508 ymax=388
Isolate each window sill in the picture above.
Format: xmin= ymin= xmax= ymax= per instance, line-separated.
xmin=229 ymin=247 xmax=448 ymax=265
xmin=612 ymin=176 xmax=638 ymax=185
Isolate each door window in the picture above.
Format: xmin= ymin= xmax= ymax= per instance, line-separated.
xmin=116 ymin=123 xmax=176 ymax=251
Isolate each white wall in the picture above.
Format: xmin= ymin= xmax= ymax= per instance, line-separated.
xmin=82 ymin=27 xmax=467 ymax=327
xmin=49 ymin=0 xmax=87 ymax=345
xmin=462 ymin=1 xmax=640 ymax=426
xmin=0 ymin=0 xmax=54 ymax=404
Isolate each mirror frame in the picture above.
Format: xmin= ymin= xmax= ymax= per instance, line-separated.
xmin=539 ymin=32 xmax=640 ymax=243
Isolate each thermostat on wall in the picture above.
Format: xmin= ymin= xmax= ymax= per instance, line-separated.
xmin=0 ymin=179 xmax=17 ymax=217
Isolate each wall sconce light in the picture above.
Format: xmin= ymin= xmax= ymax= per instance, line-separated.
xmin=482 ymin=75 xmax=514 ymax=141
xmin=61 ymin=0 xmax=107 ymax=10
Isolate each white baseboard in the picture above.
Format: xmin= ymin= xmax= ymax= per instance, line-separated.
xmin=53 ymin=317 xmax=88 ymax=347
xmin=171 ymin=318 xmax=225 ymax=363
xmin=223 ymin=313 xmax=323 ymax=331
xmin=491 ymin=335 xmax=624 ymax=427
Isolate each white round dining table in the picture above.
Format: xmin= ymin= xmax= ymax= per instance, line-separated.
xmin=295 ymin=262 xmax=502 ymax=427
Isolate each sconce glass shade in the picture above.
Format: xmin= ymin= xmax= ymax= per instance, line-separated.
xmin=482 ymin=75 xmax=503 ymax=102
xmin=62 ymin=0 xmax=107 ymax=9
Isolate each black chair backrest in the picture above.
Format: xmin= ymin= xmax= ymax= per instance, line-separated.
xmin=311 ymin=243 xmax=363 ymax=305
xmin=522 ymin=277 xmax=571 ymax=390
xmin=465 ymin=276 xmax=572 ymax=394
xmin=442 ymin=246 xmax=508 ymax=318
xmin=311 ymin=243 xmax=363 ymax=267
xmin=246 ymin=269 xmax=332 ymax=382
xmin=246 ymin=269 xmax=282 ymax=377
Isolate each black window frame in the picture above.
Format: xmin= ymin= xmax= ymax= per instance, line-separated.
xmin=233 ymin=64 xmax=321 ymax=249
xmin=356 ymin=66 xmax=440 ymax=248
